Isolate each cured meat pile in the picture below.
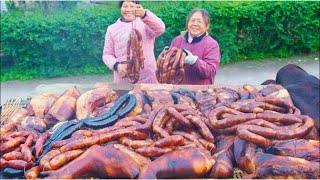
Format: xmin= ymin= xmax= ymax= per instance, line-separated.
xmin=0 ymin=84 xmax=319 ymax=179
xmin=0 ymin=131 xmax=49 ymax=178
xmin=156 ymin=47 xmax=187 ymax=84
xmin=126 ymin=29 xmax=145 ymax=84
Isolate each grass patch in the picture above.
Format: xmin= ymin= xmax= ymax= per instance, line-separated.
xmin=1 ymin=65 xmax=112 ymax=81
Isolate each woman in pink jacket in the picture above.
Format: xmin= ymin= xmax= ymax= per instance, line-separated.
xmin=170 ymin=9 xmax=221 ymax=85
xmin=103 ymin=1 xmax=165 ymax=84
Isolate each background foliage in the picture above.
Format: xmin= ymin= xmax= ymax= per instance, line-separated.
xmin=1 ymin=1 xmax=319 ymax=81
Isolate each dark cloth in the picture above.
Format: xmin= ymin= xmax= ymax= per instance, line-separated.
xmin=261 ymin=79 xmax=276 ymax=85
xmin=275 ymin=64 xmax=320 ymax=131
xmin=184 ymin=32 xmax=207 ymax=44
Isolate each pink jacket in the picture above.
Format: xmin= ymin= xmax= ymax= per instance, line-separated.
xmin=170 ymin=31 xmax=221 ymax=85
xmin=103 ymin=10 xmax=165 ymax=84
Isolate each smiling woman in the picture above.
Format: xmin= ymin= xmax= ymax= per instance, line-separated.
xmin=168 ymin=9 xmax=221 ymax=85
xmin=120 ymin=1 xmax=138 ymax=22
xmin=102 ymin=0 xmax=165 ymax=84
xmin=186 ymin=10 xmax=210 ymax=38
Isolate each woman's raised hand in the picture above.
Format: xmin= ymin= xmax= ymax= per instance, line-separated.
xmin=134 ymin=4 xmax=146 ymax=18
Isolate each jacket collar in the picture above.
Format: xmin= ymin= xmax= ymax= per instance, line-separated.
xmin=119 ymin=17 xmax=139 ymax=23
xmin=120 ymin=17 xmax=130 ymax=22
xmin=181 ymin=30 xmax=208 ymax=44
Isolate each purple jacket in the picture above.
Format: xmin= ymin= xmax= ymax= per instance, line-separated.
xmin=103 ymin=10 xmax=165 ymax=84
xmin=170 ymin=31 xmax=221 ymax=85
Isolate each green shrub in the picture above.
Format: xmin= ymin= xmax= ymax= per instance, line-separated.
xmin=1 ymin=1 xmax=319 ymax=81
xmin=1 ymin=4 xmax=119 ymax=80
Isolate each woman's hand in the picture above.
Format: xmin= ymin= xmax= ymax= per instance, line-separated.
xmin=134 ymin=4 xmax=146 ymax=18
xmin=117 ymin=64 xmax=127 ymax=78
xmin=182 ymin=49 xmax=198 ymax=65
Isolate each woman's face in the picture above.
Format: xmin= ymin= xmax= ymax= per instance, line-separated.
xmin=187 ymin=12 xmax=209 ymax=38
xmin=121 ymin=1 xmax=136 ymax=22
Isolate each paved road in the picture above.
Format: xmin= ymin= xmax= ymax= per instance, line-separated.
xmin=1 ymin=54 xmax=319 ymax=105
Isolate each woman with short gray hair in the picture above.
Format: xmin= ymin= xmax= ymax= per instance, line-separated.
xmin=169 ymin=9 xmax=221 ymax=85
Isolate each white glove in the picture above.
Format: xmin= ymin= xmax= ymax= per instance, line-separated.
xmin=182 ymin=48 xmax=198 ymax=65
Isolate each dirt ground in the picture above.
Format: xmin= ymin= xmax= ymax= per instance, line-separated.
xmin=1 ymin=53 xmax=319 ymax=105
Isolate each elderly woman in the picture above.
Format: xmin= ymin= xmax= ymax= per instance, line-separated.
xmin=170 ymin=9 xmax=221 ymax=85
xmin=103 ymin=1 xmax=165 ymax=84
